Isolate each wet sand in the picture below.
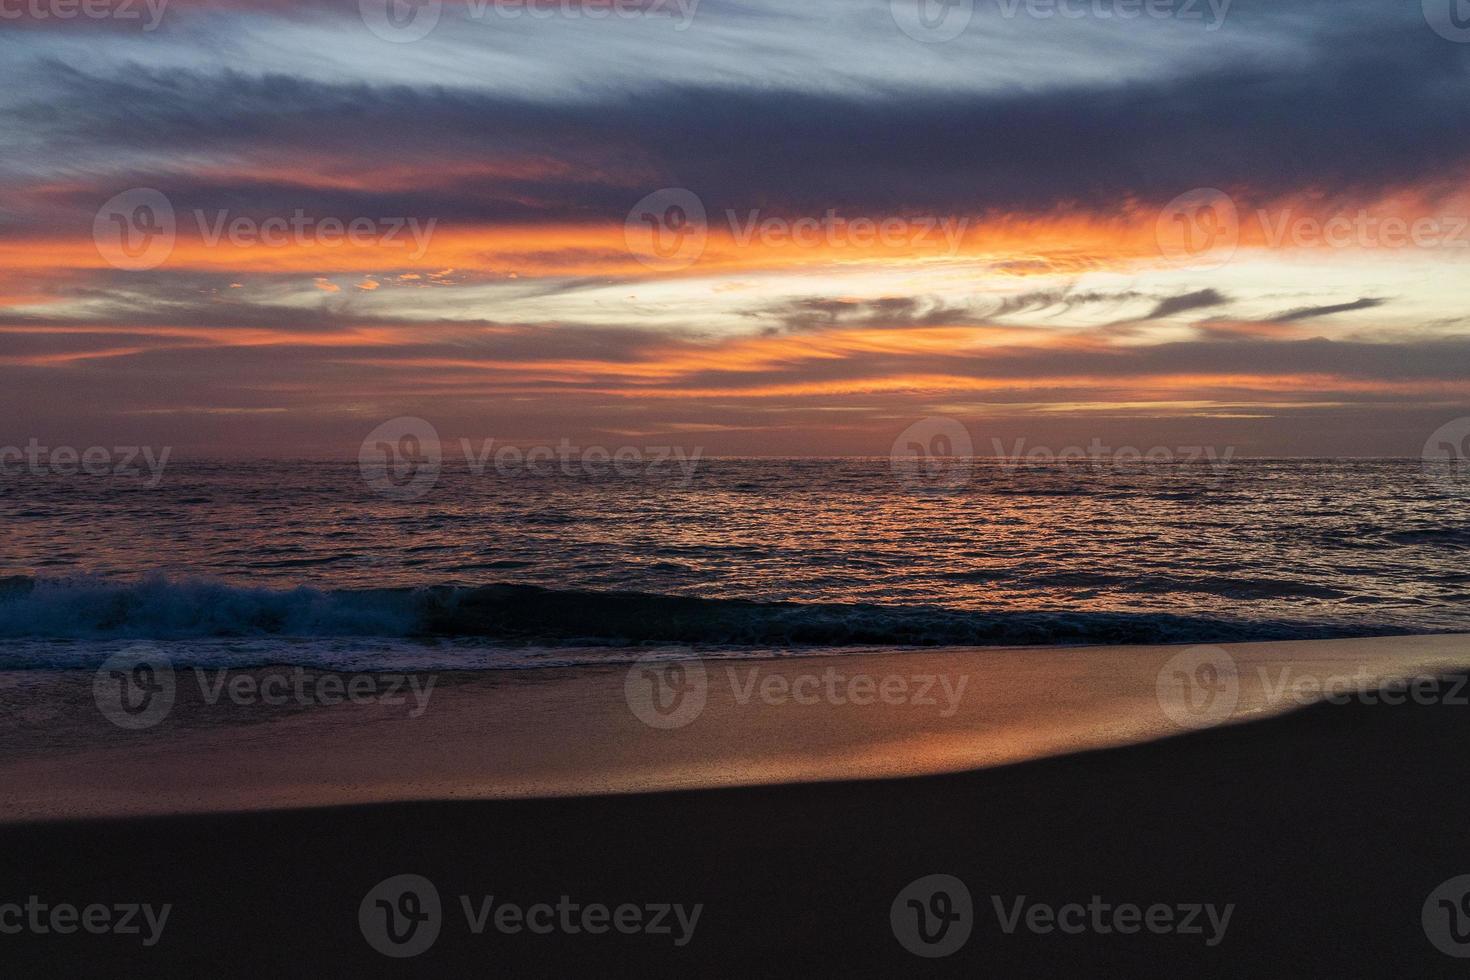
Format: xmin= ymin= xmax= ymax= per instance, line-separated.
xmin=2 ymin=633 xmax=1469 ymax=822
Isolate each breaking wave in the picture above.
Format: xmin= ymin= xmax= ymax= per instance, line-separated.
xmin=0 ymin=575 xmax=1418 ymax=664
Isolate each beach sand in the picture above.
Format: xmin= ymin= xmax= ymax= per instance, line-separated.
xmin=3 ymin=634 xmax=1470 ymax=974
xmin=2 ymin=633 xmax=1469 ymax=821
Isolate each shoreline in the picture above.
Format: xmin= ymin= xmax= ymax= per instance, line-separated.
xmin=3 ymin=632 xmax=1468 ymax=823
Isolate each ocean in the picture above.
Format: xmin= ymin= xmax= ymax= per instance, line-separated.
xmin=2 ymin=457 xmax=1467 ymax=670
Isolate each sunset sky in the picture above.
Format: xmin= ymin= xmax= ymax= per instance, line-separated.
xmin=3 ymin=0 xmax=1469 ymax=456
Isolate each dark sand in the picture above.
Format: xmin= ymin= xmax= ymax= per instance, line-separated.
xmin=3 ymin=690 xmax=1470 ymax=976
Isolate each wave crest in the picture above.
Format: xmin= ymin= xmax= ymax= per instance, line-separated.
xmin=0 ymin=576 xmax=1407 ymax=649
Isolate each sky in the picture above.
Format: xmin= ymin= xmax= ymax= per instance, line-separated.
xmin=2 ymin=0 xmax=1469 ymax=456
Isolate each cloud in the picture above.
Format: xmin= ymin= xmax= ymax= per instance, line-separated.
xmin=5 ymin=7 xmax=1470 ymax=232
xmin=2 ymin=0 xmax=1468 ymax=454
xmin=1145 ymin=289 xmax=1231 ymax=320
xmin=1270 ymin=297 xmax=1388 ymax=322
xmin=989 ymin=288 xmax=1148 ymax=319
xmin=750 ymin=297 xmax=990 ymax=334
